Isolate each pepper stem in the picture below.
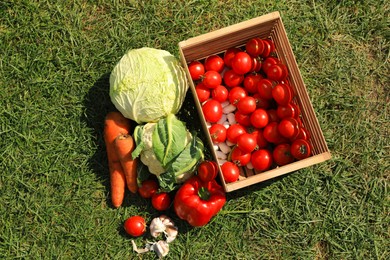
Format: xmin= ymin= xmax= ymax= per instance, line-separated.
xmin=198 ymin=187 xmax=210 ymax=201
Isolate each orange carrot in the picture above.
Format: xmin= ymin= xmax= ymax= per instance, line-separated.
xmin=104 ymin=111 xmax=131 ymax=208
xmin=114 ymin=134 xmax=138 ymax=194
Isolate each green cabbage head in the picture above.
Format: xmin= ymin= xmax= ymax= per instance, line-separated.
xmin=109 ymin=47 xmax=189 ymax=124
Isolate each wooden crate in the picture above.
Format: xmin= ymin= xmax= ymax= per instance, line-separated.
xmin=178 ymin=11 xmax=331 ymax=192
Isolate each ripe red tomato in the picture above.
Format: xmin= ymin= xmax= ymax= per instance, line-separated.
xmin=204 ymin=55 xmax=224 ymax=72
xmin=251 ymin=149 xmax=273 ymax=171
xmin=245 ymin=37 xmax=265 ymax=57
xmin=273 ymin=143 xmax=294 ymax=166
xmin=124 ymin=216 xmax=146 ymax=237
xmin=266 ymin=64 xmax=287 ymax=81
xmin=138 ymin=179 xmax=159 ymax=199
xmin=272 ymin=83 xmax=293 ymax=105
xmin=276 ymin=103 xmax=296 ymax=119
xmin=209 ymin=123 xmax=227 ymax=143
xmin=252 ymin=128 xmax=269 ymax=148
xmin=223 ymin=69 xmax=245 ymax=87
xmin=257 ymin=78 xmax=274 ymax=100
xmin=250 ymin=108 xmax=269 ymax=129
xmin=252 ymin=93 xmax=271 ymax=109
xmin=290 ymin=127 xmax=310 ymax=141
xmin=231 ymin=146 xmax=251 ymax=166
xmin=221 ymin=161 xmax=240 ymax=183
xmin=202 ymin=70 xmax=222 ymax=89
xmin=263 ymin=122 xmax=287 ymax=144
xmin=152 ymin=192 xmax=171 ymax=211
xmin=226 ymin=124 xmax=246 ymax=143
xmin=228 ymin=86 xmax=247 ymax=105
xmin=243 ymin=74 xmax=262 ymax=94
xmin=267 ymin=109 xmax=280 ymax=123
xmin=231 ymin=51 xmax=253 ymax=75
xmin=188 ymin=61 xmax=205 ymax=81
xmin=235 ymin=111 xmax=252 ymax=127
xmin=224 ymin=47 xmax=241 ymax=67
xmin=195 ymin=82 xmax=210 ymax=103
xmin=197 ymin=160 xmax=218 ymax=182
xmin=236 ymin=133 xmax=258 ymax=153
xmin=202 ymin=99 xmax=222 ymax=123
xmin=250 ymin=57 xmax=262 ymax=73
xmin=211 ymin=85 xmax=229 ymax=102
xmin=261 ymin=57 xmax=279 ymax=74
xmin=277 ymin=117 xmax=299 ymax=139
xmin=261 ymin=40 xmax=272 ymax=58
xmin=290 ymin=139 xmax=311 ymax=160
xmin=237 ymin=96 xmax=257 ymax=114
xmin=264 ymin=39 xmax=276 ymax=54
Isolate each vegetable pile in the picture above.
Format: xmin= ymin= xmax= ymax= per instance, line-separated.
xmin=187 ymin=37 xmax=312 ymax=183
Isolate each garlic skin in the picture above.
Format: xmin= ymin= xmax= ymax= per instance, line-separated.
xmin=149 ymin=215 xmax=178 ymax=243
xmin=151 ymin=240 xmax=169 ymax=258
xmin=149 ymin=217 xmax=166 ymax=238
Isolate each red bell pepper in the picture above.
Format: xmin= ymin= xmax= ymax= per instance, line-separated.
xmin=173 ymin=175 xmax=226 ymax=227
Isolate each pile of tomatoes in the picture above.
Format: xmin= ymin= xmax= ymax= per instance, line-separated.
xmin=188 ymin=37 xmax=312 ymax=183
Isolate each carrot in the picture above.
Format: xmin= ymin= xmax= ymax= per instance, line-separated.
xmin=104 ymin=111 xmax=131 ymax=208
xmin=114 ymin=134 xmax=138 ymax=194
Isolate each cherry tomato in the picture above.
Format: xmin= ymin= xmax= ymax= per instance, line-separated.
xmin=250 ymin=108 xmax=269 ymax=129
xmin=243 ymin=74 xmax=262 ymax=94
xmin=195 ymin=82 xmax=210 ymax=103
xmin=245 ymin=37 xmax=265 ymax=57
xmin=261 ymin=40 xmax=272 ymax=58
xmin=290 ymin=102 xmax=301 ymax=119
xmin=236 ymin=133 xmax=258 ymax=153
xmin=224 ymin=47 xmax=241 ymax=67
xmin=211 ymin=85 xmax=229 ymax=103
xmin=266 ymin=64 xmax=287 ymax=81
xmin=262 ymin=57 xmax=279 ymax=74
xmin=188 ymin=61 xmax=205 ymax=81
xmin=276 ymin=103 xmax=296 ymax=119
xmin=277 ymin=117 xmax=300 ymax=139
xmin=253 ymin=93 xmax=271 ymax=109
xmin=272 ymin=83 xmax=293 ymax=105
xmin=251 ymin=149 xmax=273 ymax=171
xmin=237 ymin=96 xmax=257 ymax=114
xmin=231 ymin=146 xmax=251 ymax=166
xmin=152 ymin=192 xmax=171 ymax=211
xmin=202 ymin=70 xmax=222 ymax=89
xmin=228 ymin=86 xmax=247 ymax=105
xmin=252 ymin=128 xmax=269 ymax=148
xmin=226 ymin=124 xmax=247 ymax=143
xmin=124 ymin=216 xmax=146 ymax=237
xmin=138 ymin=179 xmax=159 ymax=199
xmin=257 ymin=78 xmax=274 ymax=100
xmin=202 ymin=99 xmax=222 ymax=123
xmin=221 ymin=161 xmax=240 ymax=183
xmin=290 ymin=127 xmax=310 ymax=142
xmin=231 ymin=51 xmax=253 ymax=75
xmin=197 ymin=160 xmax=218 ymax=182
xmin=273 ymin=143 xmax=294 ymax=166
xmin=204 ymin=55 xmax=224 ymax=72
xmin=235 ymin=111 xmax=252 ymax=127
xmin=209 ymin=123 xmax=227 ymax=143
xmin=267 ymin=109 xmax=280 ymax=123
xmin=290 ymin=139 xmax=311 ymax=160
xmin=250 ymin=57 xmax=262 ymax=73
xmin=223 ymin=69 xmax=244 ymax=87
xmin=263 ymin=122 xmax=287 ymax=144
xmin=264 ymin=39 xmax=276 ymax=54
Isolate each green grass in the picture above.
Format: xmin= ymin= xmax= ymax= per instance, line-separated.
xmin=1 ymin=0 xmax=389 ymax=259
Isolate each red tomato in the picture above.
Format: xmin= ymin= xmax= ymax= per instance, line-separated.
xmin=250 ymin=57 xmax=262 ymax=73
xmin=235 ymin=111 xmax=252 ymax=127
xmin=223 ymin=69 xmax=245 ymax=87
xmin=273 ymin=143 xmax=294 ymax=166
xmin=226 ymin=124 xmax=247 ymax=143
xmin=264 ymin=39 xmax=276 ymax=54
xmin=266 ymin=64 xmax=287 ymax=81
xmin=243 ymin=74 xmax=262 ymax=94
xmin=202 ymin=70 xmax=222 ymax=89
xmin=272 ymin=83 xmax=293 ymax=105
xmin=228 ymin=86 xmax=247 ymax=105
xmin=204 ymin=55 xmax=224 ymax=72
xmin=124 ymin=216 xmax=146 ymax=237
xmin=278 ymin=117 xmax=300 ymax=139
xmin=138 ymin=179 xmax=159 ymax=199
xmin=231 ymin=52 xmax=253 ymax=75
xmin=195 ymin=82 xmax=210 ymax=103
xmin=251 ymin=149 xmax=273 ymax=171
xmin=152 ymin=192 xmax=171 ymax=211
xmin=290 ymin=102 xmax=301 ymax=119
xmin=197 ymin=160 xmax=218 ymax=182
xmin=188 ymin=61 xmax=205 ymax=81
xmin=276 ymin=103 xmax=296 ymax=119
xmin=224 ymin=47 xmax=241 ymax=67
xmin=236 ymin=133 xmax=258 ymax=153
xmin=261 ymin=57 xmax=279 ymax=74
xmin=221 ymin=161 xmax=240 ymax=183
xmin=257 ymin=78 xmax=274 ymax=100
xmin=231 ymin=146 xmax=251 ymax=166
xmin=290 ymin=127 xmax=310 ymax=142
xmin=290 ymin=139 xmax=311 ymax=160
xmin=209 ymin=123 xmax=227 ymax=143
xmin=237 ymin=96 xmax=257 ymax=114
xmin=250 ymin=108 xmax=269 ymax=129
xmin=253 ymin=128 xmax=269 ymax=148
xmin=211 ymin=85 xmax=229 ymax=102
xmin=263 ymin=122 xmax=287 ymax=144
xmin=202 ymin=99 xmax=222 ymax=123
xmin=267 ymin=109 xmax=280 ymax=123
xmin=253 ymin=93 xmax=271 ymax=109
xmin=261 ymin=40 xmax=272 ymax=58
xmin=245 ymin=37 xmax=265 ymax=57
